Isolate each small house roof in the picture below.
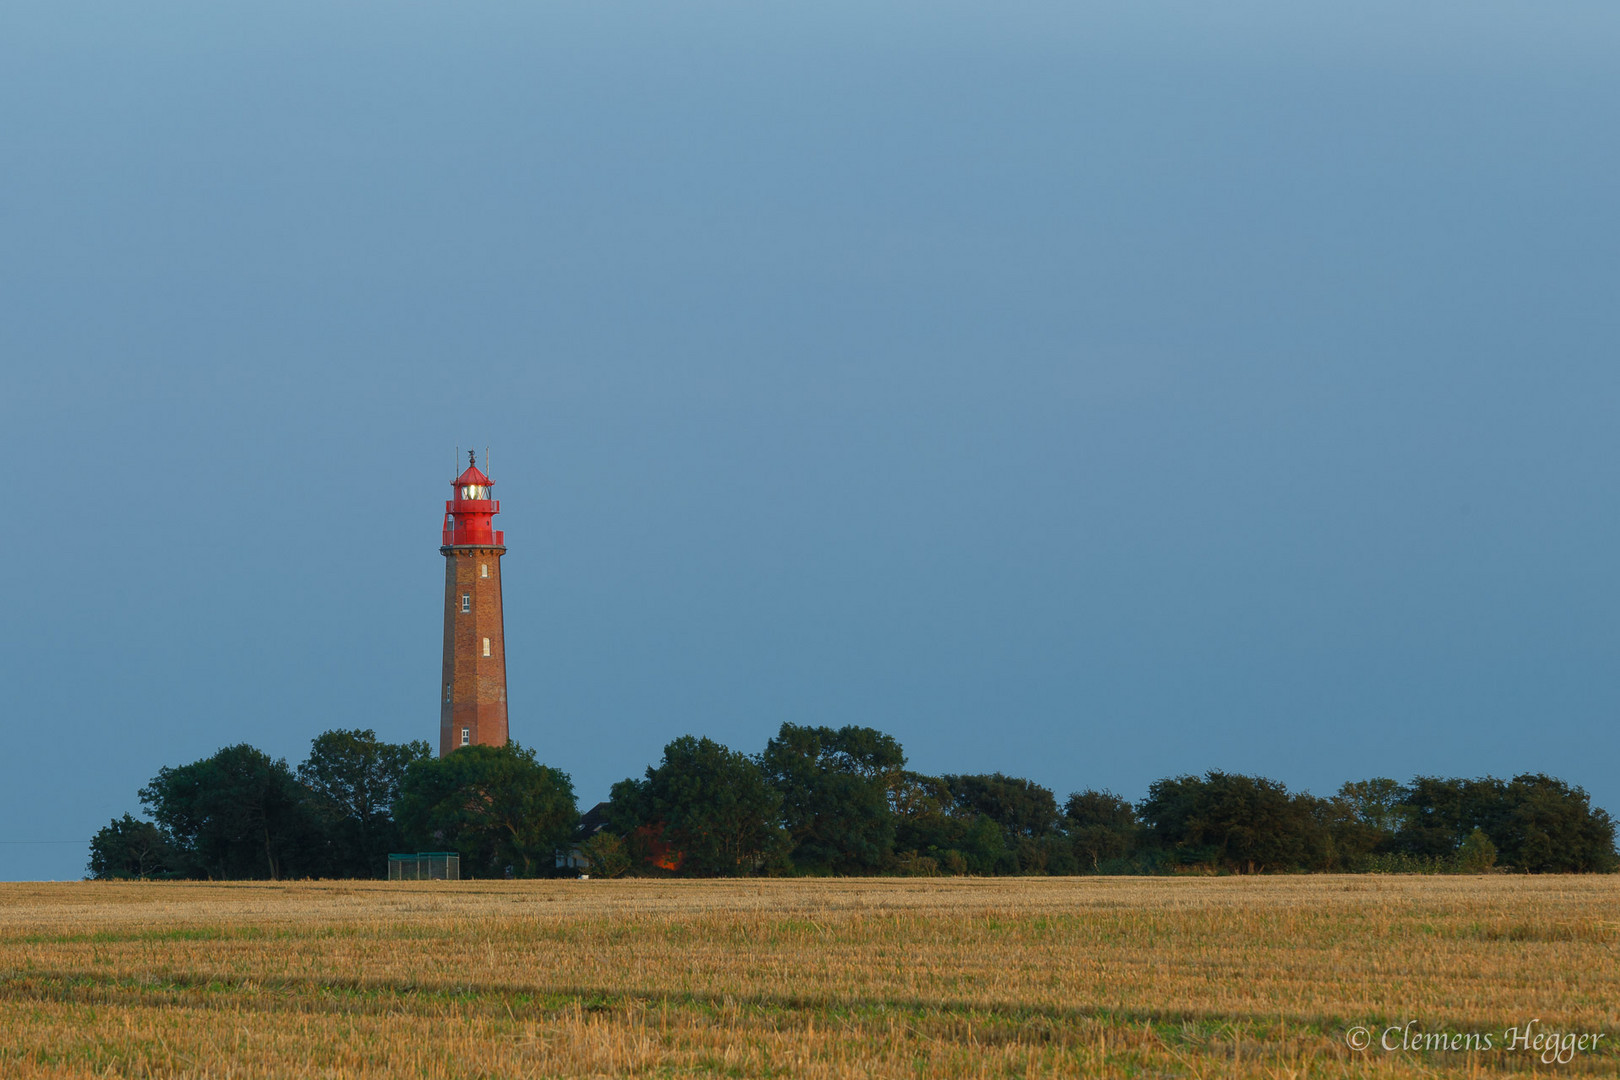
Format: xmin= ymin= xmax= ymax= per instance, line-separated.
xmin=576 ymin=801 xmax=612 ymax=839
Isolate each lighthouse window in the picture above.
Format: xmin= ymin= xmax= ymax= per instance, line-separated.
xmin=480 ymin=563 xmax=488 ymax=578
xmin=461 ymin=728 xmax=470 ymax=747
xmin=461 ymin=594 xmax=470 ymax=613
xmin=483 ymin=637 xmax=491 ymax=657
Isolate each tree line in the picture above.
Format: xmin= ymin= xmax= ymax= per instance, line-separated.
xmin=90 ymin=724 xmax=1617 ymax=880
xmin=90 ymin=731 xmax=576 ymax=881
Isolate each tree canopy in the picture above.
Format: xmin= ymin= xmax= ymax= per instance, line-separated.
xmin=761 ymin=723 xmax=903 ymax=873
xmin=395 ymin=742 xmax=577 ymax=878
xmin=1064 ymin=790 xmax=1139 ymax=871
xmin=87 ymin=813 xmax=175 ymax=880
xmin=611 ymin=735 xmax=786 ymax=876
xmin=1139 ymin=772 xmax=1328 ymax=874
xmin=91 ymin=725 xmax=1617 ymax=880
xmin=139 ymin=744 xmax=314 ymax=880
xmin=299 ymin=729 xmax=432 ymax=877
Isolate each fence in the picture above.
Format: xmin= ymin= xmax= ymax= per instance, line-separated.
xmin=387 ymin=852 xmax=460 ymax=881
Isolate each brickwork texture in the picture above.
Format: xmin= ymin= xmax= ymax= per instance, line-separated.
xmin=439 ymin=546 xmax=509 ymax=757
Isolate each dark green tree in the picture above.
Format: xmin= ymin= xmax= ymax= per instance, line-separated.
xmin=140 ymin=744 xmax=316 ymax=880
xmin=1139 ymin=772 xmax=1327 ymax=873
xmin=1497 ymin=774 xmax=1616 ymax=873
xmin=87 ymin=813 xmax=176 ymax=880
xmin=394 ymin=743 xmax=577 ymax=877
xmin=760 ymin=723 xmax=905 ymax=873
xmin=1324 ymin=779 xmax=1406 ymax=868
xmin=944 ymin=774 xmax=1062 ymax=842
xmin=1064 ymin=790 xmax=1140 ymax=872
xmin=1392 ymin=774 xmax=1616 ymax=872
xmin=1016 ymin=833 xmax=1080 ymax=875
xmin=1336 ymin=778 xmax=1406 ymax=835
xmin=1394 ymin=776 xmax=1508 ymax=858
xmin=890 ymin=772 xmax=1014 ymax=875
xmin=891 ymin=771 xmax=959 ymax=871
xmin=611 ymin=735 xmax=785 ymax=876
xmin=298 ymin=729 xmax=432 ymax=877
xmin=942 ymin=773 xmax=1061 ymax=872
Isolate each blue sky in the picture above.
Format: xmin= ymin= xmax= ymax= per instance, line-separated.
xmin=3 ymin=2 xmax=1618 ymax=878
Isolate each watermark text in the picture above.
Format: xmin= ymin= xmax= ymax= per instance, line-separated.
xmin=1344 ymin=1020 xmax=1605 ymax=1065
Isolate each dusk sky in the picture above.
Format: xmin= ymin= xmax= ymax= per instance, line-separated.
xmin=3 ymin=2 xmax=1618 ymax=879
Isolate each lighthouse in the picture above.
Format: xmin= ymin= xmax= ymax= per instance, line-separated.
xmin=439 ymin=450 xmax=509 ymax=757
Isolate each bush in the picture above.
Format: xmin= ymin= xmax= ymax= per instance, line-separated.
xmin=577 ymin=832 xmax=631 ymax=878
xmin=1455 ymin=828 xmax=1498 ymax=873
xmin=891 ymin=851 xmax=939 ymax=876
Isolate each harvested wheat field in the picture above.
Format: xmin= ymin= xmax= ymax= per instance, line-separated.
xmin=0 ymin=875 xmax=1615 ymax=1078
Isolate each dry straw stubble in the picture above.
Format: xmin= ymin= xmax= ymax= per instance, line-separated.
xmin=0 ymin=875 xmax=1615 ymax=1077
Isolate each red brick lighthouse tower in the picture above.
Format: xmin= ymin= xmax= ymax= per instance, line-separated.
xmin=439 ymin=451 xmax=509 ymax=757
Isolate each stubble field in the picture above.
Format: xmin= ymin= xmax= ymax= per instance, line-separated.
xmin=0 ymin=875 xmax=1615 ymax=1078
